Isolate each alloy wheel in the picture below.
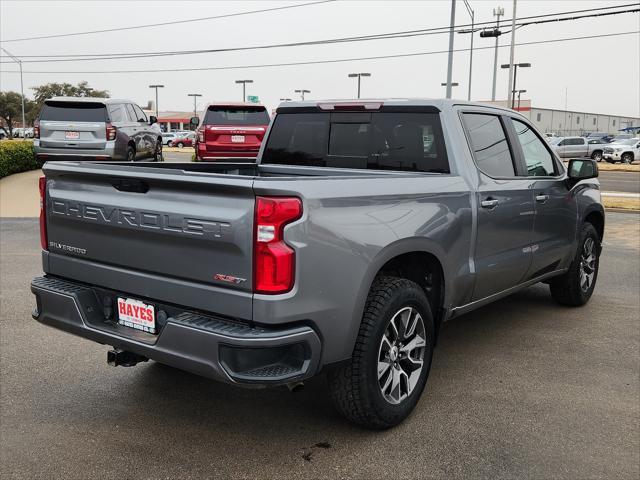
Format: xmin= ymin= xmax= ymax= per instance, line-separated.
xmin=377 ymin=306 xmax=426 ymax=405
xmin=579 ymin=237 xmax=596 ymax=292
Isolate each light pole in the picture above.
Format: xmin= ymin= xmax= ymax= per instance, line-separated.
xmin=515 ymin=89 xmax=526 ymax=110
xmin=1 ymin=47 xmax=26 ymax=132
xmin=235 ymin=80 xmax=253 ymax=102
xmin=348 ymin=73 xmax=371 ymax=99
xmin=187 ymin=93 xmax=202 ymax=119
xmin=445 ymin=0 xmax=456 ymax=99
xmin=441 ymin=82 xmax=459 ymax=95
xmin=295 ymin=89 xmax=311 ymax=101
xmin=506 ymin=0 xmax=518 ymax=108
xmin=501 ymin=62 xmax=530 ymax=108
xmin=462 ymin=1 xmax=474 ymax=101
xmin=489 ymin=6 xmax=504 ymax=101
xmin=148 ymin=84 xmax=164 ymax=118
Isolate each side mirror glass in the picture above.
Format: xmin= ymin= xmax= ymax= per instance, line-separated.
xmin=149 ymin=115 xmax=157 ymax=125
xmin=190 ymin=116 xmax=200 ymax=126
xmin=567 ymin=158 xmax=598 ymax=188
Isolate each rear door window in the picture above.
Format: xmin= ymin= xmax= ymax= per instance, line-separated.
xmin=125 ymin=104 xmax=137 ymax=122
xmin=263 ymin=111 xmax=449 ymax=173
xmin=204 ymin=106 xmax=270 ymax=126
xmin=40 ymin=102 xmax=107 ymax=122
xmin=107 ymin=104 xmax=128 ymax=123
xmin=461 ymin=113 xmax=515 ymax=177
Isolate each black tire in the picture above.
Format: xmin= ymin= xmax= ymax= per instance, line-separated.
xmin=327 ymin=276 xmax=435 ymax=429
xmin=153 ymin=140 xmax=163 ymax=161
xmin=621 ymin=152 xmax=634 ymax=164
xmin=591 ymin=150 xmax=602 ymax=162
xmin=549 ymin=222 xmax=600 ymax=306
xmin=177 ymin=142 xmax=184 ymax=148
xmin=126 ymin=145 xmax=136 ymax=162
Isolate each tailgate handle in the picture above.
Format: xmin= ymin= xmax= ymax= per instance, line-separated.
xmin=111 ymin=178 xmax=149 ymax=193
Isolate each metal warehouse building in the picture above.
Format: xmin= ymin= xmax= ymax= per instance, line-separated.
xmin=486 ymin=100 xmax=640 ymax=136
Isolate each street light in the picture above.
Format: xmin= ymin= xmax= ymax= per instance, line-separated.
xmin=149 ymin=84 xmax=164 ymax=118
xmin=295 ymin=89 xmax=311 ymax=101
xmin=445 ymin=0 xmax=456 ymax=99
xmin=461 ymin=1 xmax=474 ymax=101
xmin=515 ymin=89 xmax=526 ymax=110
xmin=501 ymin=62 xmax=530 ymax=108
xmin=1 ymin=47 xmax=26 ymax=132
xmin=187 ymin=93 xmax=202 ymax=119
xmin=235 ymin=80 xmax=253 ymax=102
xmin=347 ymin=73 xmax=371 ymax=99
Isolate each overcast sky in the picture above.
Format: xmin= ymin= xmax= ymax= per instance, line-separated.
xmin=1 ymin=0 xmax=639 ymax=117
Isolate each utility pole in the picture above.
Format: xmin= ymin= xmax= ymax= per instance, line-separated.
xmin=1 ymin=47 xmax=26 ymax=131
xmin=462 ymin=0 xmax=474 ymax=101
xmin=491 ymin=6 xmax=504 ymax=101
xmin=506 ymin=0 xmax=517 ymax=107
xmin=294 ymin=89 xmax=311 ymax=101
xmin=187 ymin=93 xmax=202 ymax=117
xmin=148 ymin=85 xmax=164 ymax=118
xmin=348 ymin=73 xmax=371 ymax=99
xmin=445 ymin=0 xmax=456 ymax=99
xmin=235 ymin=79 xmax=253 ymax=102
xmin=515 ymin=89 xmax=526 ymax=110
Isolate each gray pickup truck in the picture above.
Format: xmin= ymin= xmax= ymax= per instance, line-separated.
xmin=31 ymin=99 xmax=604 ymax=429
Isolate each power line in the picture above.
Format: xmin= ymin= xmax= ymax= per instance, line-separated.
xmin=0 ymin=0 xmax=336 ymax=43
xmin=3 ymin=31 xmax=636 ymax=75
xmin=1 ymin=5 xmax=637 ymax=64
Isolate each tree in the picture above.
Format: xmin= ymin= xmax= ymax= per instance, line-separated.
xmin=31 ymin=81 xmax=109 ymax=112
xmin=0 ymin=91 xmax=35 ymax=135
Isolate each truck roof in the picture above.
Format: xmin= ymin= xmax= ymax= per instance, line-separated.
xmin=277 ymin=98 xmax=520 ymax=116
xmin=46 ymin=97 xmax=132 ymax=104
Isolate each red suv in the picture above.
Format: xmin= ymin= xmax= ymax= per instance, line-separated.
xmin=195 ymin=103 xmax=270 ymax=161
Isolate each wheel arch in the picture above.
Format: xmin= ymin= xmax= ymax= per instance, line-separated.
xmin=583 ymin=207 xmax=605 ymax=243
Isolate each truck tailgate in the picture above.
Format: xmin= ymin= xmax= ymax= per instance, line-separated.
xmin=43 ymin=163 xmax=255 ymax=300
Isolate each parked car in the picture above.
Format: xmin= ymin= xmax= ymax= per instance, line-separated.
xmin=161 ymin=132 xmax=178 ymax=146
xmin=32 ymin=99 xmax=604 ymax=429
xmin=33 ymin=97 xmax=163 ymax=161
xmin=609 ymin=134 xmax=634 ymax=143
xmin=194 ymin=103 xmax=270 ymax=161
xmin=549 ymin=136 xmax=608 ymax=161
xmin=602 ymin=138 xmax=639 ymax=163
xmin=169 ymin=133 xmax=195 ymax=148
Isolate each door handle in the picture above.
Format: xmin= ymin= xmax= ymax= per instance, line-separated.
xmin=481 ymin=199 xmax=499 ymax=209
xmin=535 ymin=194 xmax=549 ymax=203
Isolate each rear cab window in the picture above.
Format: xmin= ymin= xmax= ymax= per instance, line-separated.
xmin=262 ymin=109 xmax=450 ymax=173
xmin=461 ymin=113 xmax=515 ymax=177
xmin=204 ymin=106 xmax=270 ymax=126
xmin=40 ymin=102 xmax=107 ymax=122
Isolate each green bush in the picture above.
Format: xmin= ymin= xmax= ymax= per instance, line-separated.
xmin=0 ymin=140 xmax=41 ymax=178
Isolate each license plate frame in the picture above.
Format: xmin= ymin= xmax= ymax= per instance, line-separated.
xmin=231 ymin=135 xmax=245 ymax=143
xmin=65 ymin=131 xmax=80 ymax=140
xmin=117 ymin=297 xmax=156 ymax=334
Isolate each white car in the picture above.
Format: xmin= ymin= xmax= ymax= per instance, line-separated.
xmin=602 ymin=138 xmax=640 ymax=164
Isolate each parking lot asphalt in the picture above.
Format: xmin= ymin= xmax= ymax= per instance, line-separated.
xmin=1 ymin=213 xmax=638 ymax=479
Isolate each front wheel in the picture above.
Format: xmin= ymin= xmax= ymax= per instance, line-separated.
xmin=621 ymin=152 xmax=634 ymax=164
xmin=126 ymin=145 xmax=136 ymax=162
xmin=177 ymin=142 xmax=184 ymax=148
xmin=591 ymin=151 xmax=602 ymax=162
xmin=327 ymin=276 xmax=435 ymax=429
xmin=549 ymin=223 xmax=600 ymax=306
xmin=153 ymin=140 xmax=163 ymax=161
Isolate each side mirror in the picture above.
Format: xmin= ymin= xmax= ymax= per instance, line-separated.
xmin=566 ymin=158 xmax=598 ymax=188
xmin=190 ymin=116 xmax=200 ymax=126
xmin=149 ymin=115 xmax=157 ymax=125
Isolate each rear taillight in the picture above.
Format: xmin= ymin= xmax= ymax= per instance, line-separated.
xmin=39 ymin=176 xmax=48 ymax=250
xmin=106 ymin=123 xmax=117 ymax=141
xmin=197 ymin=127 xmax=204 ymax=143
xmin=34 ymin=119 xmax=40 ymax=139
xmin=254 ymin=196 xmax=302 ymax=294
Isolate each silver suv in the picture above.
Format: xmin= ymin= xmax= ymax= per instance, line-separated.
xmin=34 ymin=97 xmax=163 ymax=162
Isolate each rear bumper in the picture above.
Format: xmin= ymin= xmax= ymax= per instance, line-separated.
xmin=195 ymin=143 xmax=260 ymax=161
xmin=33 ymin=141 xmax=117 ymax=160
xmin=31 ymin=276 xmax=321 ymax=385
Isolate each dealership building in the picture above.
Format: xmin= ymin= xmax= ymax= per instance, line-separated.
xmin=486 ymin=100 xmax=640 ymax=136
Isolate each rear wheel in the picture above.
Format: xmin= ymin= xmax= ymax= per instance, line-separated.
xmin=591 ymin=150 xmax=602 ymax=162
xmin=177 ymin=142 xmax=184 ymax=148
xmin=549 ymin=222 xmax=600 ymax=306
xmin=126 ymin=145 xmax=136 ymax=162
xmin=622 ymin=152 xmax=634 ymax=164
xmin=153 ymin=140 xmax=163 ymax=161
xmin=327 ymin=276 xmax=435 ymax=429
